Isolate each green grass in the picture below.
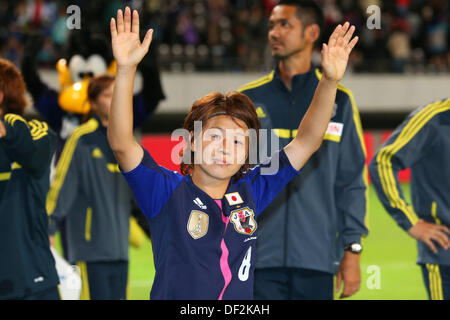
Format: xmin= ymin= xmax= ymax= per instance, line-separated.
xmin=128 ymin=236 xmax=155 ymax=300
xmin=54 ymin=183 xmax=428 ymax=300
xmin=347 ymin=183 xmax=427 ymax=300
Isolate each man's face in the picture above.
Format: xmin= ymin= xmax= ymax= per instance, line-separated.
xmin=268 ymin=5 xmax=306 ymax=60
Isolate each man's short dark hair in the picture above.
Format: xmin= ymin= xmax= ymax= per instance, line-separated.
xmin=277 ymin=0 xmax=325 ymax=37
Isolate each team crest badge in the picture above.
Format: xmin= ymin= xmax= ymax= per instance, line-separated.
xmin=230 ymin=207 xmax=257 ymax=235
xmin=187 ymin=210 xmax=209 ymax=239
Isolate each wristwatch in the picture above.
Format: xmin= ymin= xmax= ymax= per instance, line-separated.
xmin=344 ymin=242 xmax=363 ymax=254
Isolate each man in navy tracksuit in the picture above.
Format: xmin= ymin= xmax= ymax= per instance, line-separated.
xmin=0 ymin=58 xmax=59 ymax=300
xmin=239 ymin=0 xmax=368 ymax=299
xmin=369 ymin=98 xmax=450 ymax=300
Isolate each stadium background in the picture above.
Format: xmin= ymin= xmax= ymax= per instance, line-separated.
xmin=1 ymin=0 xmax=449 ymax=299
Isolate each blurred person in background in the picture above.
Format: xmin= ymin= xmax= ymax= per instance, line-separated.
xmin=369 ymin=97 xmax=450 ymax=300
xmin=239 ymin=0 xmax=368 ymax=300
xmin=0 ymin=58 xmax=59 ymax=300
xmin=46 ymin=74 xmax=136 ymax=300
xmin=387 ymin=26 xmax=411 ymax=73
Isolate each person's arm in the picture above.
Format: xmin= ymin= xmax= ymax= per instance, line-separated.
xmin=334 ymin=94 xmax=368 ymax=298
xmin=108 ymin=8 xmax=185 ymax=220
xmin=369 ymin=102 xmax=450 ymax=254
xmin=334 ymin=93 xmax=368 ymax=247
xmin=284 ymin=22 xmax=358 ymax=170
xmin=108 ymin=7 xmax=153 ymax=172
xmin=0 ymin=114 xmax=55 ymax=178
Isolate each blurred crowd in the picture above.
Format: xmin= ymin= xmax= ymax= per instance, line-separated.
xmin=0 ymin=0 xmax=448 ymax=73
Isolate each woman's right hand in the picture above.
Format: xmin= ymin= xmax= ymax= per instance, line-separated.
xmin=110 ymin=7 xmax=153 ymax=69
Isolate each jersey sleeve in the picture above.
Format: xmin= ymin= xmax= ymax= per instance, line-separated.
xmin=334 ymin=91 xmax=369 ymax=245
xmin=121 ymin=146 xmax=183 ymax=219
xmin=369 ymin=104 xmax=440 ymax=231
xmin=241 ymin=149 xmax=301 ymax=216
xmin=0 ymin=115 xmax=55 ymax=178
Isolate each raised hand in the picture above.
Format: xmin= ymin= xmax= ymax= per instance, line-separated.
xmin=110 ymin=7 xmax=153 ymax=68
xmin=321 ymin=22 xmax=358 ymax=82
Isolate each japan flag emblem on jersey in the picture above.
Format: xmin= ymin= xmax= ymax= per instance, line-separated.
xmin=225 ymin=192 xmax=243 ymax=206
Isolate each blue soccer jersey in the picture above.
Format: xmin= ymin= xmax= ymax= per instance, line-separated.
xmin=122 ymin=146 xmax=300 ymax=299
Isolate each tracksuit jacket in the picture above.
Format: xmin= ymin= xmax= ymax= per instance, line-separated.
xmin=239 ymin=65 xmax=369 ymax=274
xmin=46 ymin=117 xmax=134 ymax=264
xmin=0 ymin=114 xmax=59 ymax=299
xmin=369 ymin=98 xmax=450 ymax=266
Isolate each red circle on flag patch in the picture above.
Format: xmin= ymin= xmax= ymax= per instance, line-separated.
xmin=232 ymin=196 xmax=237 ymax=201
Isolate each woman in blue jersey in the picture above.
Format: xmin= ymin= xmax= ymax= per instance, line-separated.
xmin=107 ymin=7 xmax=358 ymax=299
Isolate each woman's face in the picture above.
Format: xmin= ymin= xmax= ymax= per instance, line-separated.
xmin=192 ymin=115 xmax=249 ymax=181
xmin=90 ymin=81 xmax=114 ymax=124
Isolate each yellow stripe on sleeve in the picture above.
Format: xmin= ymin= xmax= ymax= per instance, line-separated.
xmin=237 ymin=71 xmax=274 ymax=92
xmin=28 ymin=120 xmax=49 ymax=140
xmin=431 ymin=201 xmax=441 ymax=225
xmin=46 ymin=118 xmax=98 ymax=215
xmin=4 ymin=114 xmax=27 ymax=126
xmin=336 ymin=83 xmax=370 ymax=232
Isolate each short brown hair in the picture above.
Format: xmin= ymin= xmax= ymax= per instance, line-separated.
xmin=87 ymin=74 xmax=115 ymax=103
xmin=181 ymin=91 xmax=261 ymax=181
xmin=0 ymin=58 xmax=28 ymax=115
